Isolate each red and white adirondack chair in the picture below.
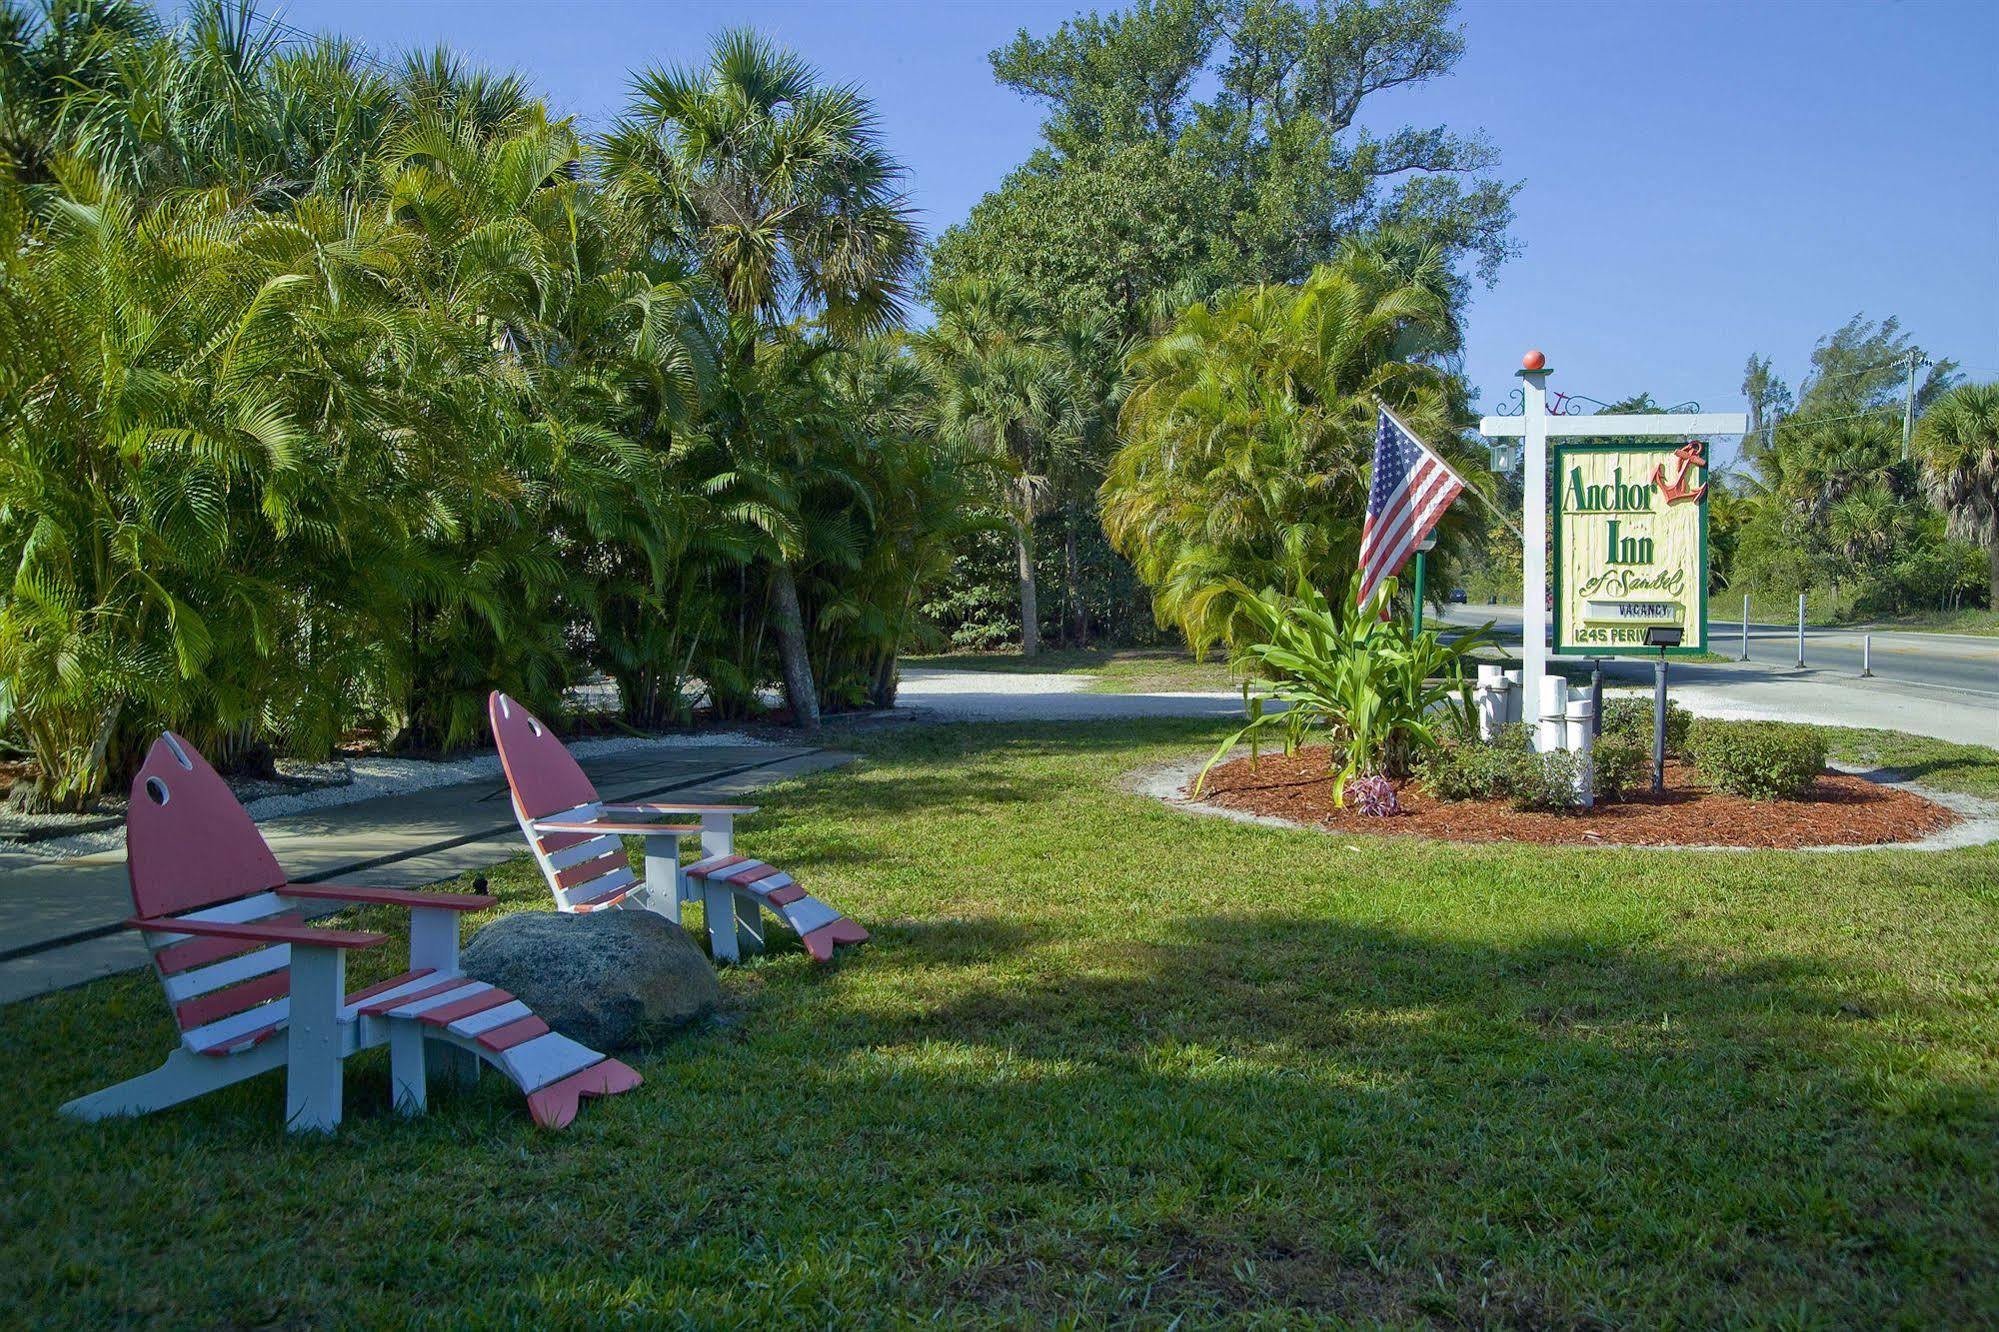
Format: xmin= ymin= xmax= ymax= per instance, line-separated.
xmin=59 ymin=733 xmax=641 ymax=1133
xmin=488 ymin=692 xmax=867 ymax=963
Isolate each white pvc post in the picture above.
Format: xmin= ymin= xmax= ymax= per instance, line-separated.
xmin=1862 ymin=634 xmax=1873 ymax=677
xmin=1520 ymin=367 xmax=1551 ymax=735
xmin=1740 ymin=595 xmax=1750 ymax=661
xmin=1537 ymin=676 xmax=1568 ymax=756
xmin=1475 ymin=665 xmax=1506 ymax=741
xmin=1796 ymin=593 xmax=1806 ymax=669
xmin=1566 ymin=693 xmax=1596 ymax=808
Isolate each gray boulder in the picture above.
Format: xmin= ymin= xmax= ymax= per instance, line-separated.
xmin=460 ymin=909 xmax=720 ymax=1051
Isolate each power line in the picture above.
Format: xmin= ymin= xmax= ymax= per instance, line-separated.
xmin=246 ymin=5 xmax=397 ymax=75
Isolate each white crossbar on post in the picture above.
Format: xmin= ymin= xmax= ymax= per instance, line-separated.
xmin=1478 ymin=412 xmax=1749 ymax=438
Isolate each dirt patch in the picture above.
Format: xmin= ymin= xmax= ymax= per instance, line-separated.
xmin=1198 ymin=748 xmax=1956 ymax=848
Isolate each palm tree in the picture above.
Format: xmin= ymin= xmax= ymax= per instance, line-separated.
xmin=1102 ymin=251 xmax=1476 ymax=654
xmin=1916 ymin=382 xmax=1999 ymax=606
xmin=918 ymin=279 xmax=1064 ymax=656
xmin=1047 ymin=312 xmax=1127 ymax=648
xmin=599 ymin=29 xmax=919 ymax=726
xmin=811 ymin=337 xmax=982 ymax=706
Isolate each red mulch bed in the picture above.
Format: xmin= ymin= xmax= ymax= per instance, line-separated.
xmin=1198 ymin=748 xmax=1956 ymax=848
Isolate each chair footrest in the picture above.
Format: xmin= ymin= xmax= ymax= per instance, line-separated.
xmin=363 ymin=973 xmax=644 ymax=1127
xmin=686 ymin=855 xmax=867 ymax=962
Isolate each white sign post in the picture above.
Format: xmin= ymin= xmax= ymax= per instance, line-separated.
xmin=1478 ymin=350 xmax=1746 ymax=752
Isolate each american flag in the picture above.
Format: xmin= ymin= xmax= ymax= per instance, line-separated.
xmin=1356 ymin=407 xmax=1465 ymax=610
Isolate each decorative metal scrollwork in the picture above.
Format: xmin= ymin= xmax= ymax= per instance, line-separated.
xmin=1490 ymin=386 xmax=1701 ymax=418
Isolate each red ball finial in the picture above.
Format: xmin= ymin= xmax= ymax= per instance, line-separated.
xmin=1521 ymin=349 xmax=1546 ymax=372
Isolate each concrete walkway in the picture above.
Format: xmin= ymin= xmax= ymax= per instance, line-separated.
xmin=1 ymin=743 xmax=848 ymax=1006
xmin=895 ymin=666 xmax=1245 ymax=722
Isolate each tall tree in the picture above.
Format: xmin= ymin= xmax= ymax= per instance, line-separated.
xmin=1916 ymin=383 xmax=1999 ymax=607
xmin=600 ymin=28 xmax=919 ymax=728
xmin=918 ymin=279 xmax=1064 ymax=656
xmin=1796 ymin=313 xmax=1957 ymax=418
xmin=932 ymin=0 xmax=1515 ymax=336
xmin=1736 ymin=352 xmax=1793 ymax=478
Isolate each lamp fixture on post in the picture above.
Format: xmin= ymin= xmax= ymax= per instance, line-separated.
xmin=1643 ymin=625 xmax=1683 ymax=793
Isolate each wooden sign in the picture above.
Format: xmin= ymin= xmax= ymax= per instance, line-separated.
xmin=1552 ymin=440 xmax=1708 ymax=656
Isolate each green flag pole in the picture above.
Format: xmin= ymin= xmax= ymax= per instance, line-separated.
xmin=1412 ymin=548 xmax=1427 ymax=634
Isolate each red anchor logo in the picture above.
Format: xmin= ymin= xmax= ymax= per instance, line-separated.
xmin=1652 ymin=442 xmax=1707 ymax=505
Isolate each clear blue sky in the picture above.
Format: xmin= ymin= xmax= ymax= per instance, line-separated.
xmin=265 ymin=0 xmax=1998 ymax=431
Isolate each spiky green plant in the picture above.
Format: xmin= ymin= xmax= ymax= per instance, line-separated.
xmin=1193 ymin=575 xmax=1486 ymax=805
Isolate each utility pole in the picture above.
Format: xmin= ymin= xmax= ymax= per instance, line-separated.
xmin=1901 ymin=351 xmax=1932 ymax=460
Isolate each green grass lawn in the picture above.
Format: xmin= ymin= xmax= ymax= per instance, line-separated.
xmin=1825 ymin=726 xmax=1999 ymax=799
xmin=1855 ymin=608 xmax=1999 ymax=638
xmin=8 ymin=719 xmax=1999 ymax=1325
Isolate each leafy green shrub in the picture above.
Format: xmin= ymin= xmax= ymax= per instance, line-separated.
xmin=1418 ymin=738 xmax=1520 ymax=802
xmin=1509 ymin=749 xmax=1587 ymax=811
xmin=1591 ymin=735 xmax=1647 ymax=802
xmin=1422 ymin=727 xmax=1646 ymax=807
xmin=1688 ymin=720 xmax=1828 ymax=799
xmin=1601 ymin=697 xmax=1692 ymax=757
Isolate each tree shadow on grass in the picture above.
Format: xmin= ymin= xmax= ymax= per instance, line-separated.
xmin=9 ymin=903 xmax=1997 ymax=1326
xmin=784 ymin=910 xmax=1999 ymax=1325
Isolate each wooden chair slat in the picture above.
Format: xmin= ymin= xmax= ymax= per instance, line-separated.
xmin=174 ymin=970 xmax=289 ymax=1030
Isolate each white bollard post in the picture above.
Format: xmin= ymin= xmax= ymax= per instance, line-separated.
xmin=1537 ymin=676 xmax=1569 ymax=755
xmin=1566 ymin=693 xmax=1596 ymax=808
xmin=1861 ymin=634 xmax=1873 ymax=678
xmin=1475 ymin=665 xmax=1506 ymax=741
xmin=1740 ymin=595 xmax=1750 ymax=662
xmin=1503 ymin=669 xmax=1522 ymax=726
xmin=1796 ymin=593 xmax=1806 ymax=669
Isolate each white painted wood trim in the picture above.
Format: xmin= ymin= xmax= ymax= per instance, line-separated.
xmin=703 ymin=880 xmax=740 ymax=963
xmin=389 ymin=1022 xmax=427 ymax=1116
xmin=1479 ymin=412 xmax=1747 ymax=438
xmin=381 ymin=981 xmax=488 ymax=1020
xmin=542 ymin=834 xmax=623 ymax=871
xmin=733 ymin=892 xmax=765 ymax=956
xmin=407 ymin=908 xmax=461 ymax=974
xmin=161 ymin=944 xmax=291 ymax=1002
xmin=699 ymin=812 xmax=734 ymax=861
xmin=340 ymin=973 xmax=449 ymax=1020
xmin=180 ymin=997 xmax=291 ymax=1053
xmin=561 ymin=865 xmax=637 ymax=906
xmin=284 ymin=946 xmax=346 ymax=1133
xmin=447 ymin=1000 xmax=532 ymax=1038
xmin=495 ymin=1032 xmax=604 ymax=1093
xmin=536 ymin=800 xmax=604 ymax=825
xmin=776 ymin=897 xmax=842 ymax=937
xmin=59 ymin=1043 xmax=287 ymax=1122
xmin=141 ymin=891 xmax=289 ymax=947
xmin=643 ymin=846 xmax=681 ymax=925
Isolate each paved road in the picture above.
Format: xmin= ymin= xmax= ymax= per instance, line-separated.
xmin=901 ymin=626 xmax=1996 ymax=747
xmin=895 ymin=666 xmax=1244 ymax=722
xmin=1436 ymin=603 xmax=1997 ymax=746
xmin=1440 ymin=604 xmax=1998 ymax=694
